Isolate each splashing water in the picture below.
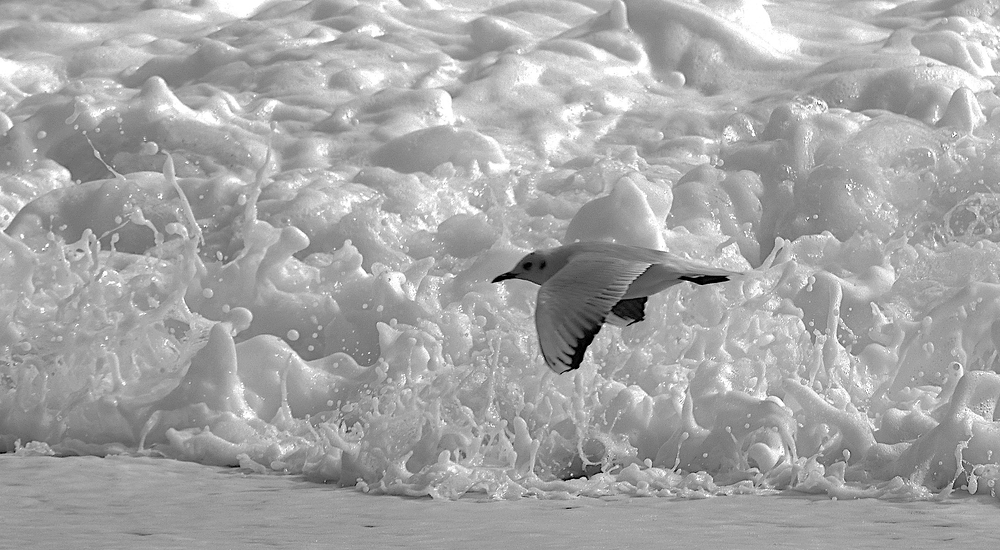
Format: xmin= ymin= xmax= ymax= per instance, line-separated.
xmin=4 ymin=0 xmax=1000 ymax=502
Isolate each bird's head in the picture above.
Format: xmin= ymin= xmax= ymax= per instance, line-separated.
xmin=492 ymin=250 xmax=554 ymax=285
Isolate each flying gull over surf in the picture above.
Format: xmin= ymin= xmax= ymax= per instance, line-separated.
xmin=493 ymin=242 xmax=739 ymax=374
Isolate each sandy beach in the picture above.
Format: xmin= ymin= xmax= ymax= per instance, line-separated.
xmin=4 ymin=454 xmax=997 ymax=549
xmin=5 ymin=0 xmax=1000 ymax=532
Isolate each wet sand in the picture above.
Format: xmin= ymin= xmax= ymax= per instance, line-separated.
xmin=3 ymin=455 xmax=996 ymax=549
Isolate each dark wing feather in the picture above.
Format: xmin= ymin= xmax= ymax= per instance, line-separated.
xmin=535 ymin=254 xmax=650 ymax=373
xmin=608 ymin=296 xmax=648 ymax=326
xmin=678 ymin=274 xmax=730 ymax=285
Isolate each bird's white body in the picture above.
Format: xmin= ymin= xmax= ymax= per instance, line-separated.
xmin=493 ymin=242 xmax=738 ymax=374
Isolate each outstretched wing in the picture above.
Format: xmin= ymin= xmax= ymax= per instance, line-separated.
xmin=535 ymin=254 xmax=651 ymax=373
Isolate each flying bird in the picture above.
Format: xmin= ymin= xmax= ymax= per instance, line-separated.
xmin=492 ymin=242 xmax=738 ymax=373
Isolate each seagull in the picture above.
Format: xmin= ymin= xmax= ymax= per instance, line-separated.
xmin=492 ymin=242 xmax=739 ymax=374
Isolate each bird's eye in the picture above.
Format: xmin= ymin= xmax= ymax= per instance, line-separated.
xmin=523 ymin=261 xmax=533 ymax=270
xmin=539 ymin=260 xmax=546 ymax=269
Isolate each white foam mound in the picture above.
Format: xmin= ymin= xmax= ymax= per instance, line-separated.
xmin=2 ymin=0 xmax=1000 ymax=502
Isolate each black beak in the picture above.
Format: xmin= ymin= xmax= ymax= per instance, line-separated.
xmin=492 ymin=272 xmax=516 ymax=283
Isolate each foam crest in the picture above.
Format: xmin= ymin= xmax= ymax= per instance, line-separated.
xmin=8 ymin=0 xmax=1000 ymax=504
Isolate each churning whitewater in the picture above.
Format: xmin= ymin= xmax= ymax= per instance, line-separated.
xmin=2 ymin=0 xmax=1000 ymax=501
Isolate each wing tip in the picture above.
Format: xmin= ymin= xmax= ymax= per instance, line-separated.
xmin=679 ymin=274 xmax=731 ymax=285
xmin=543 ymin=319 xmax=602 ymax=374
xmin=608 ymin=296 xmax=647 ymax=326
